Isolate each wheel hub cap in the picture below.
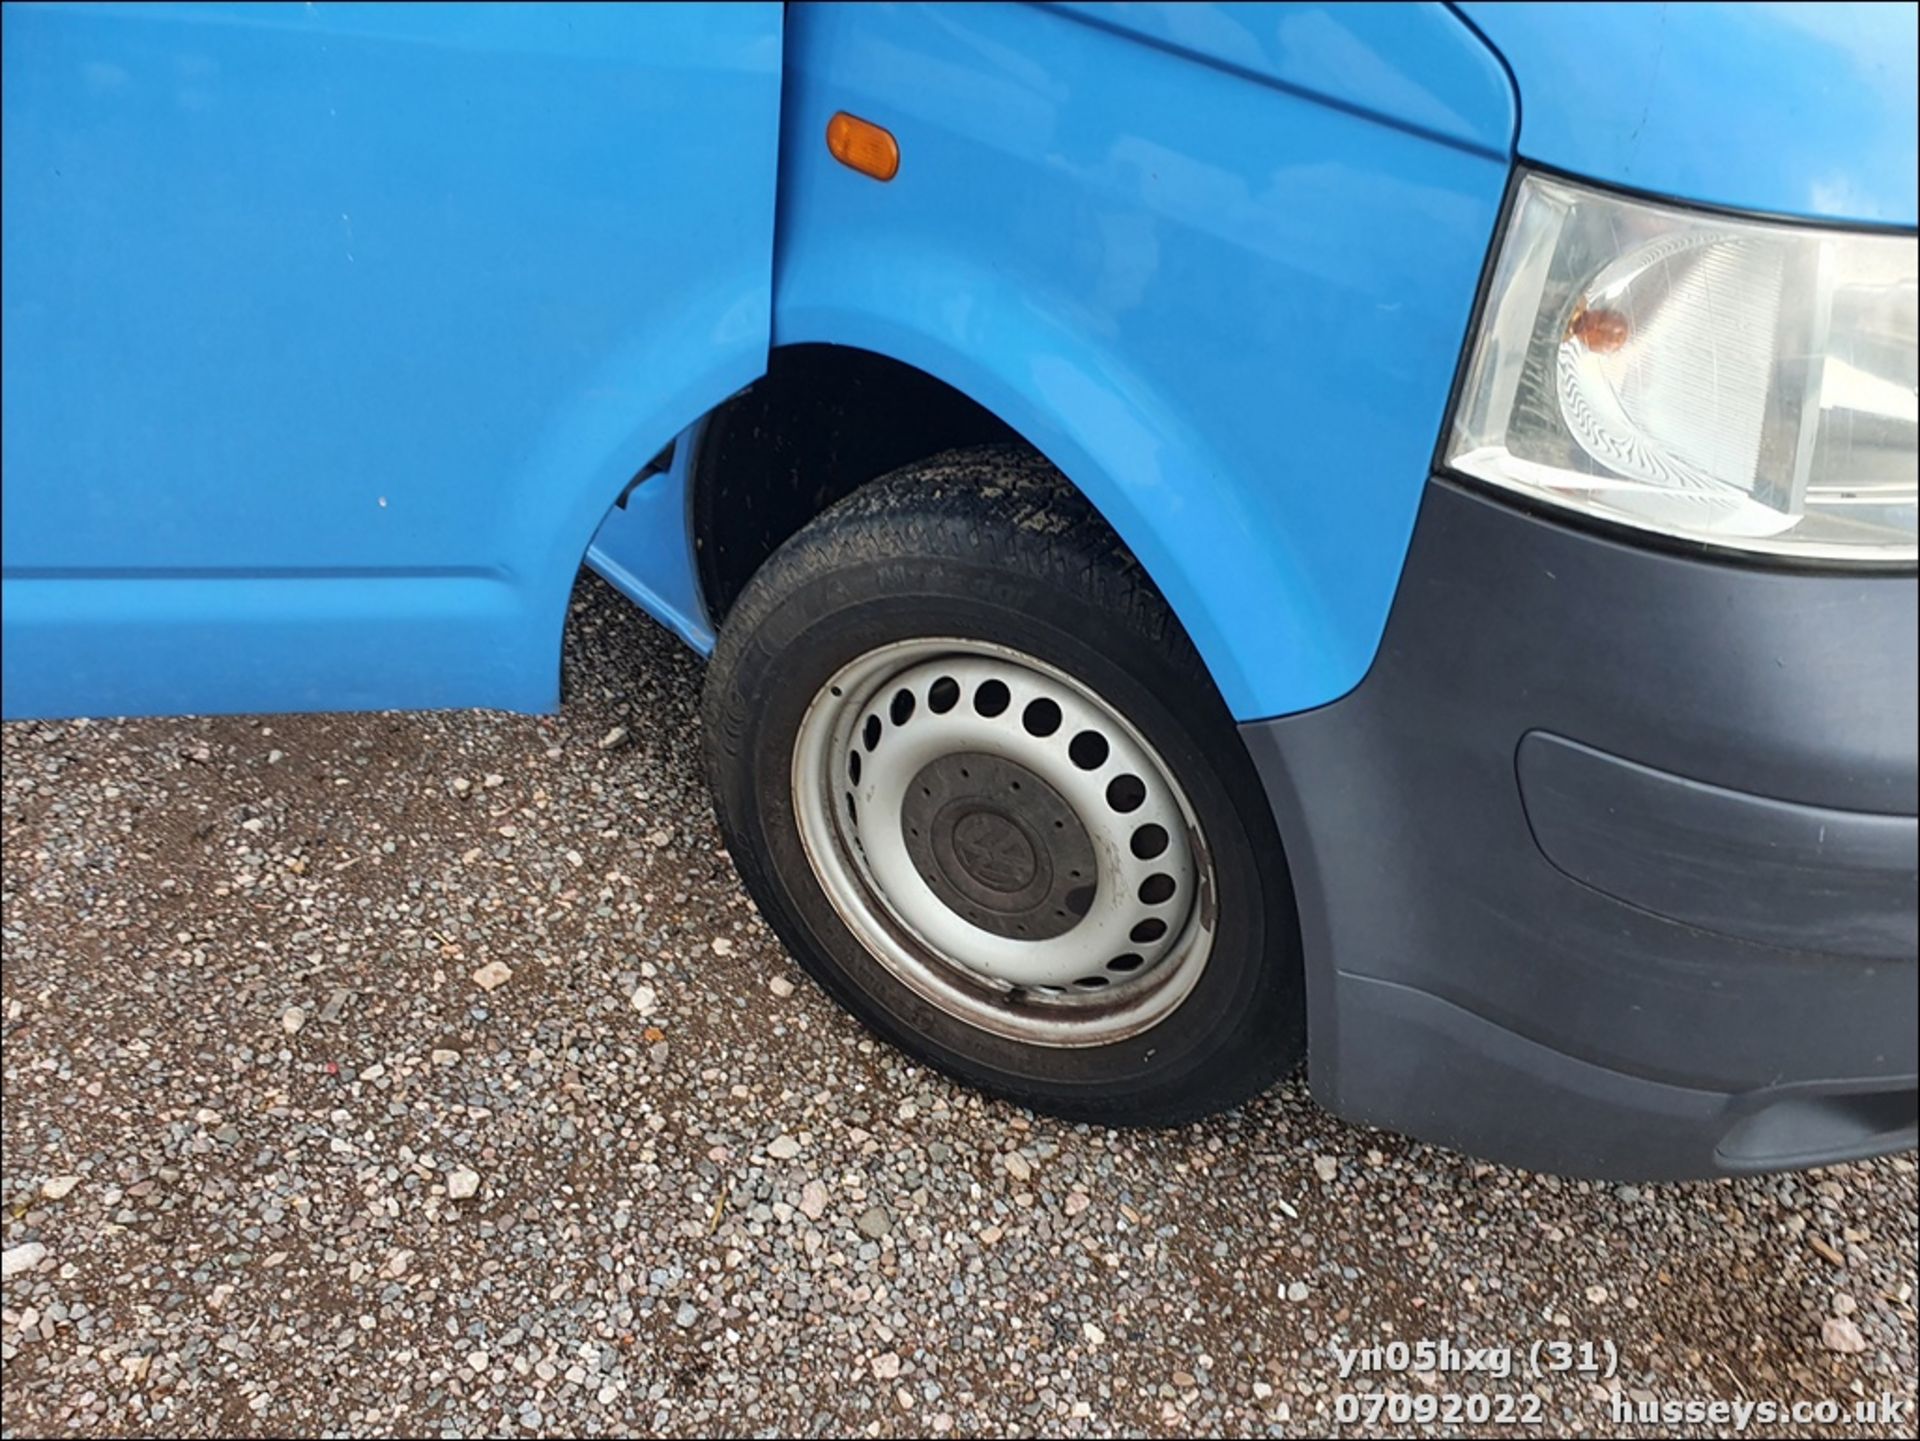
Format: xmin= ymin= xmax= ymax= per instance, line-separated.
xmin=902 ymin=751 xmax=1097 ymax=941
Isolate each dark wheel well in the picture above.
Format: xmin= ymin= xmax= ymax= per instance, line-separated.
xmin=692 ymin=344 xmax=1018 ymax=622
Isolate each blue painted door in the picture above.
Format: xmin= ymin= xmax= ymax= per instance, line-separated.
xmin=1 ymin=1 xmax=781 ymax=719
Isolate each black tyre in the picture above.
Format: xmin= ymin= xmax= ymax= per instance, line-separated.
xmin=701 ymin=445 xmax=1304 ymax=1124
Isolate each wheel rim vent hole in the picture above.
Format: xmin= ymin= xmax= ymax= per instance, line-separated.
xmin=1139 ymin=872 xmax=1176 ymax=905
xmin=1022 ymin=697 xmax=1062 ymax=737
xmin=1131 ymin=823 xmax=1169 ymax=859
xmin=1069 ymin=731 xmax=1109 ymax=770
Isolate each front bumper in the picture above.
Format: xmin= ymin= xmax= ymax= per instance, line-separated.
xmin=1242 ymin=477 xmax=1918 ymax=1179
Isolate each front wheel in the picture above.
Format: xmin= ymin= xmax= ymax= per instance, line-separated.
xmin=701 ymin=446 xmax=1304 ymax=1124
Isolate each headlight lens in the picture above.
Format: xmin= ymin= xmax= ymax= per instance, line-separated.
xmin=1447 ymin=173 xmax=1918 ymax=561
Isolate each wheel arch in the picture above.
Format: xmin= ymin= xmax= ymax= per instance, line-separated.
xmin=751 ymin=309 xmax=1305 ymax=723
xmin=679 ymin=324 xmax=1318 ymax=724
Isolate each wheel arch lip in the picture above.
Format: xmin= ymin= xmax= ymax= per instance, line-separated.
xmin=763 ymin=308 xmax=1304 ymax=723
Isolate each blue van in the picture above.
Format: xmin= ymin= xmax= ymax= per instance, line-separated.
xmin=4 ymin=2 xmax=1915 ymax=1179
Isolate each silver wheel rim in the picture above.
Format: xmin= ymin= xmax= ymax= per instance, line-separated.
xmin=791 ymin=638 xmax=1214 ymax=1048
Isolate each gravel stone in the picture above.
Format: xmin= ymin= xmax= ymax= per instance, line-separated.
xmin=799 ymin=1180 xmax=830 ymax=1220
xmin=1822 ymin=1316 xmax=1870 ymax=1354
xmin=3 ymin=574 xmax=1913 ymax=1438
xmin=2 ymin=1243 xmax=47 ymax=1279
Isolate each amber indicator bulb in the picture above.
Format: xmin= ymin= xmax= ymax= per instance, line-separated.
xmin=827 ymin=111 xmax=900 ymax=182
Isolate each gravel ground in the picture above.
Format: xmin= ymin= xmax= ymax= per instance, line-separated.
xmin=3 ymin=575 xmax=1915 ymax=1439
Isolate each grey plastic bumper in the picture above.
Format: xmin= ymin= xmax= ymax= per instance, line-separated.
xmin=1242 ymin=478 xmax=1918 ymax=1179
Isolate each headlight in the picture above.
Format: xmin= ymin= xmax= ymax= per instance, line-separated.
xmin=1447 ymin=173 xmax=1918 ymax=562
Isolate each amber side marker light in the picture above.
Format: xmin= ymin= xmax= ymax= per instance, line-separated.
xmin=827 ymin=111 xmax=899 ymax=182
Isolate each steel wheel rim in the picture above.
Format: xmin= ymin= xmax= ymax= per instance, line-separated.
xmin=791 ymin=638 xmax=1215 ymax=1048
